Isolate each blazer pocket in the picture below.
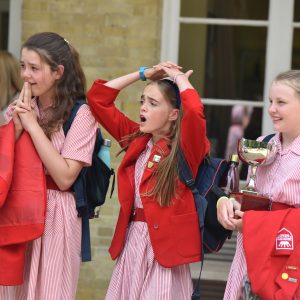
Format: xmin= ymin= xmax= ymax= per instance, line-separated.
xmin=171 ymin=212 xmax=200 ymax=257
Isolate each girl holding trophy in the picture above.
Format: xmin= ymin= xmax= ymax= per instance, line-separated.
xmin=218 ymin=70 xmax=300 ymax=300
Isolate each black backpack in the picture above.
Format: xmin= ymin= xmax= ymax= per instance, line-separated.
xmin=178 ymin=153 xmax=231 ymax=255
xmin=63 ymin=99 xmax=115 ymax=261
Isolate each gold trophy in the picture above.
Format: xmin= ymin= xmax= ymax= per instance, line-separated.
xmin=231 ymin=138 xmax=277 ymax=211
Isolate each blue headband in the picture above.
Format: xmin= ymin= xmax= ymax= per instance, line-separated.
xmin=162 ymin=79 xmax=181 ymax=109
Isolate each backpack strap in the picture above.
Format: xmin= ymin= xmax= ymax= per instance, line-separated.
xmin=72 ymin=169 xmax=91 ymax=261
xmin=177 ymin=150 xmax=206 ymax=240
xmin=63 ymin=99 xmax=86 ymax=135
xmin=262 ymin=133 xmax=275 ymax=143
xmin=177 ymin=150 xmax=206 ymax=300
xmin=81 ymin=214 xmax=92 ymax=262
xmin=63 ymin=99 xmax=92 ymax=262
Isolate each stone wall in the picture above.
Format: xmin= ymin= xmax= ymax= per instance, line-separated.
xmin=22 ymin=1 xmax=163 ymax=299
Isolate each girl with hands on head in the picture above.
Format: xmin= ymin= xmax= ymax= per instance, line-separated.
xmin=0 ymin=32 xmax=98 ymax=300
xmin=87 ymin=62 xmax=210 ymax=300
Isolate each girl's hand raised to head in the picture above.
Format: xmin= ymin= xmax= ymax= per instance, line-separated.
xmin=160 ymin=66 xmax=193 ymax=81
xmin=145 ymin=61 xmax=182 ymax=81
xmin=160 ymin=65 xmax=194 ymax=91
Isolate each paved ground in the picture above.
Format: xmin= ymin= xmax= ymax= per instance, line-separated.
xmin=190 ymin=260 xmax=231 ymax=281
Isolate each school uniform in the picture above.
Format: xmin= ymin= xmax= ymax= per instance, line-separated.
xmin=0 ymin=101 xmax=98 ymax=300
xmin=87 ymin=80 xmax=210 ymax=299
xmin=224 ymin=133 xmax=300 ymax=300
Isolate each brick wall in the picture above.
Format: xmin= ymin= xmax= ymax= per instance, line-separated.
xmin=22 ymin=1 xmax=163 ymax=299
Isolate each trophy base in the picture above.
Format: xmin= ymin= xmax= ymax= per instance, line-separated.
xmin=230 ymin=192 xmax=271 ymax=211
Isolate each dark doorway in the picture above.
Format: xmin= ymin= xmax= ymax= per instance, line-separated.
xmin=0 ymin=0 xmax=9 ymax=50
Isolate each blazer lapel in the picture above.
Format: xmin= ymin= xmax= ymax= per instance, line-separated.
xmin=139 ymin=138 xmax=171 ymax=190
xmin=120 ymin=134 xmax=151 ymax=169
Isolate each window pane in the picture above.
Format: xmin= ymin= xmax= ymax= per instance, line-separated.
xmin=205 ymin=104 xmax=261 ymax=179
xmin=179 ymin=24 xmax=266 ymax=101
xmin=181 ymin=0 xmax=269 ymax=20
xmin=292 ymin=29 xmax=300 ymax=68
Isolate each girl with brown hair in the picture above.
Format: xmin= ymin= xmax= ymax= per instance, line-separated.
xmin=87 ymin=62 xmax=210 ymax=300
xmin=0 ymin=32 xmax=98 ymax=300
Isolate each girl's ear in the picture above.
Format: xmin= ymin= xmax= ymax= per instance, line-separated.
xmin=169 ymin=108 xmax=179 ymax=121
xmin=55 ymin=65 xmax=65 ymax=80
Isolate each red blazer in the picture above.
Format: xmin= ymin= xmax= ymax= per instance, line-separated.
xmin=87 ymin=80 xmax=210 ymax=267
xmin=243 ymin=209 xmax=300 ymax=299
xmin=0 ymin=121 xmax=46 ymax=285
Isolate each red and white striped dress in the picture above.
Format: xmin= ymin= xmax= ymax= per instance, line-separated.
xmin=224 ymin=133 xmax=300 ymax=299
xmin=0 ymin=100 xmax=97 ymax=300
xmin=105 ymin=139 xmax=193 ymax=300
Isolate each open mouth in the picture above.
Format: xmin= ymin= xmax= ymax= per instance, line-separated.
xmin=140 ymin=115 xmax=146 ymax=123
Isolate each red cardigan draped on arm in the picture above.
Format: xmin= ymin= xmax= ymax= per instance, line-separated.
xmin=0 ymin=121 xmax=46 ymax=285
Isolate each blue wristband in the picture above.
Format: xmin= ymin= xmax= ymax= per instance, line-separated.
xmin=139 ymin=66 xmax=148 ymax=81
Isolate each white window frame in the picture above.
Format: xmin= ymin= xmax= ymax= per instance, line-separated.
xmin=7 ymin=0 xmax=22 ymax=59
xmin=161 ymin=0 xmax=295 ymax=135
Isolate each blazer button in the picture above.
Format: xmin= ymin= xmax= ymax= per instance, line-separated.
xmin=153 ymin=224 xmax=159 ymax=230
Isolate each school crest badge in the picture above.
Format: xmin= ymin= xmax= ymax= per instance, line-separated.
xmin=276 ymin=228 xmax=294 ymax=251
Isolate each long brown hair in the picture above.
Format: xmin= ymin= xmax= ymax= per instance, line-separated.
xmin=22 ymin=32 xmax=86 ymax=137
xmin=0 ymin=51 xmax=22 ymax=110
xmin=121 ymin=79 xmax=182 ymax=206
